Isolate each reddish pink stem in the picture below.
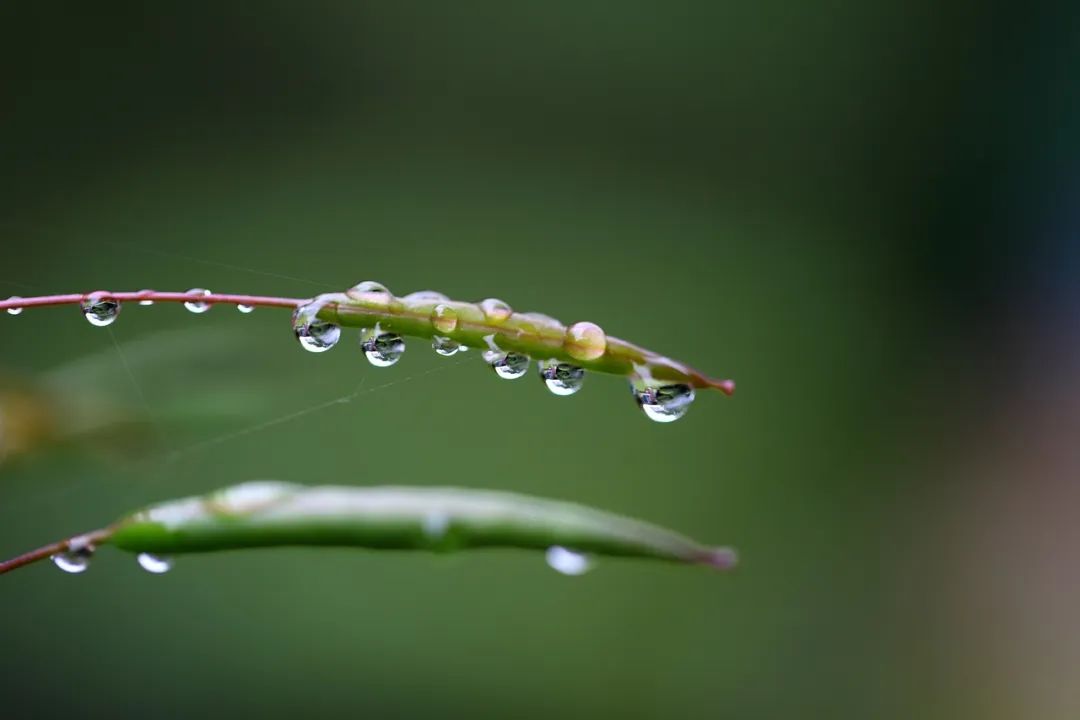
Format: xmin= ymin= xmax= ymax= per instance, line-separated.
xmin=0 ymin=529 xmax=111 ymax=576
xmin=0 ymin=291 xmax=308 ymax=312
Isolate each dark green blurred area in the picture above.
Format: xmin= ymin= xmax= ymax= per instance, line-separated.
xmin=1 ymin=3 xmax=1075 ymax=719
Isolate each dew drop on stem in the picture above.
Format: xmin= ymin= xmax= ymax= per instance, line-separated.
xmin=479 ymin=298 xmax=512 ymax=323
xmin=432 ymin=335 xmax=462 ymax=356
xmin=6 ymin=296 xmax=22 ymax=315
xmin=137 ymin=290 xmax=155 ymax=306
xmin=545 ymin=546 xmax=591 ymax=576
xmin=431 ymin=303 xmax=458 ymax=334
xmin=362 ymin=331 xmax=406 ymax=367
xmin=293 ymin=303 xmax=341 ymax=353
xmin=631 ymin=378 xmax=696 ymax=423
xmin=484 ymin=350 xmax=530 ymax=379
xmin=237 ymin=304 xmax=254 ymax=314
xmin=51 ymin=547 xmax=93 ymax=574
xmin=403 ymin=290 xmax=450 ymax=302
xmin=183 ymin=288 xmax=212 ymax=313
xmin=136 ymin=553 xmax=173 ymax=574
xmin=80 ymin=292 xmax=120 ymax=327
xmin=349 ymin=281 xmax=391 ymax=296
xmin=538 ymin=359 xmax=585 ymax=396
xmin=564 ymin=321 xmax=607 ymax=362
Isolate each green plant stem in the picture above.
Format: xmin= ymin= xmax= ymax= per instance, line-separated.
xmin=1 ymin=288 xmax=734 ymax=393
xmin=0 ymin=482 xmax=738 ymax=575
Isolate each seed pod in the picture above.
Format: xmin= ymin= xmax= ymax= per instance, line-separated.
xmin=104 ymin=481 xmax=737 ymax=570
xmin=309 ymin=286 xmax=735 ymax=395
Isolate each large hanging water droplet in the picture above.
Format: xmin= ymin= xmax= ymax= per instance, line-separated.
xmin=484 ymin=350 xmax=530 ymax=379
xmin=80 ymin=292 xmax=120 ymax=327
xmin=432 ymin=335 xmax=462 ymax=356
xmin=430 ymin=303 xmax=459 ymax=334
xmin=546 ymin=546 xmax=591 ymax=576
xmin=479 ymin=298 xmax=513 ymax=323
xmin=632 ymin=381 xmax=696 ymax=423
xmin=237 ymin=304 xmax=254 ymax=314
xmin=184 ymin=288 xmax=212 ymax=313
xmin=137 ymin=553 xmax=173 ymax=574
xmin=362 ymin=332 xmax=406 ymax=367
xmin=293 ymin=306 xmax=341 ymax=353
xmin=137 ymin=290 xmax=155 ymax=306
xmin=538 ymin=359 xmax=585 ymax=396
xmin=6 ymin=296 xmax=23 ymax=315
xmin=51 ymin=548 xmax=92 ymax=574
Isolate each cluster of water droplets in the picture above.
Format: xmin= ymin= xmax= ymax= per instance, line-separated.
xmin=50 ymin=534 xmax=174 ymax=575
xmin=287 ymin=283 xmax=700 ymax=421
xmin=2 ymin=287 xmax=266 ymax=328
xmin=8 ymin=281 xmax=698 ymax=423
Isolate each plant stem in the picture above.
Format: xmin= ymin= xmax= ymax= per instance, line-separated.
xmin=0 ymin=528 xmax=111 ymax=575
xmin=0 ymin=291 xmax=304 ymax=312
xmin=0 ymin=288 xmax=735 ymax=394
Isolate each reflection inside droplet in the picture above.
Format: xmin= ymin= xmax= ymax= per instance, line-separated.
xmin=632 ymin=381 xmax=696 ymax=423
xmin=80 ymin=292 xmax=121 ymax=327
xmin=362 ymin=332 xmax=406 ymax=367
xmin=538 ymin=359 xmax=585 ymax=396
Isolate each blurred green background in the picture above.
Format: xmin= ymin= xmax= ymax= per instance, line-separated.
xmin=2 ymin=3 xmax=1076 ymax=718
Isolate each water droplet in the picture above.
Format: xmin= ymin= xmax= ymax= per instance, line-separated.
xmin=362 ymin=332 xmax=406 ymax=367
xmin=51 ymin=548 xmax=92 ymax=574
xmin=546 ymin=546 xmax=591 ymax=576
xmin=422 ymin=511 xmax=451 ymax=540
xmin=349 ymin=280 xmax=391 ymax=296
xmin=237 ymin=304 xmax=254 ymax=314
xmin=431 ymin=303 xmax=459 ymax=334
xmin=404 ymin=290 xmax=450 ymax=303
xmin=184 ymin=288 xmax=212 ymax=313
xmin=137 ymin=290 xmax=155 ymax=306
xmin=565 ymin=321 xmax=607 ymax=361
xmin=136 ymin=553 xmax=173 ymax=574
xmin=347 ymin=281 xmax=393 ymax=309
xmin=80 ymin=292 xmax=120 ymax=327
xmin=292 ymin=305 xmax=341 ymax=353
xmin=484 ymin=350 xmax=530 ymax=379
xmin=538 ymin=359 xmax=585 ymax=396
xmin=6 ymin=296 xmax=23 ymax=315
xmin=480 ymin=298 xmax=512 ymax=323
xmin=432 ymin=335 xmax=462 ymax=356
xmin=632 ymin=381 xmax=696 ymax=423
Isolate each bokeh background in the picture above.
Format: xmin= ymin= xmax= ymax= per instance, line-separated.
xmin=2 ymin=3 xmax=1077 ymax=718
